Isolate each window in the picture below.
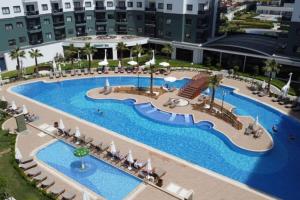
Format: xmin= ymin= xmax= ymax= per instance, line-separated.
xmin=88 ymin=27 xmax=93 ymax=32
xmin=185 ymin=18 xmax=192 ymax=25
xmin=187 ymin=4 xmax=193 ymax=11
xmin=19 ymin=37 xmax=26 ymax=43
xmin=158 ymin=3 xmax=163 ymax=9
xmin=46 ymin=33 xmax=52 ymax=39
xmin=44 ymin=19 xmax=50 ymax=24
xmin=2 ymin=7 xmax=10 ymax=14
xmin=166 ymin=32 xmax=172 ymax=37
xmin=68 ymin=29 xmax=74 ymax=34
xmin=8 ymin=39 xmax=16 ymax=46
xmin=137 ymin=27 xmax=142 ymax=33
xmin=167 ymin=4 xmax=172 ymax=10
xmin=166 ymin=19 xmax=171 ymax=24
xmin=108 ymin=14 xmax=114 ymax=19
xmin=185 ymin=33 xmax=191 ymax=39
xmin=107 ymin=1 xmax=113 ymax=7
xmin=5 ymin=24 xmax=13 ymax=31
xmin=127 ymin=2 xmax=133 ymax=7
xmin=16 ymin=22 xmax=23 ymax=28
xmin=97 ymin=26 xmax=105 ymax=31
xmin=136 ymin=15 xmax=142 ymax=20
xmin=13 ymin=6 xmax=21 ymax=13
xmin=65 ymin=2 xmax=71 ymax=9
xmin=85 ymin=2 xmax=92 ymax=7
xmin=137 ymin=2 xmax=142 ymax=8
xmin=66 ymin=16 xmax=72 ymax=22
xmin=42 ymin=4 xmax=48 ymax=11
xmin=86 ymin=15 xmax=92 ymax=20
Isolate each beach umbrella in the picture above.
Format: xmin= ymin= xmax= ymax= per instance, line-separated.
xmin=83 ymin=191 xmax=90 ymax=200
xmin=146 ymin=158 xmax=152 ymax=179
xmin=59 ymin=119 xmax=65 ymax=130
xmin=98 ymin=49 xmax=109 ymax=66
xmin=11 ymin=101 xmax=17 ymax=110
xmin=203 ymin=87 xmax=210 ymax=95
xmin=38 ymin=70 xmax=50 ymax=76
xmin=75 ymin=127 xmax=81 ymax=138
xmin=164 ymin=76 xmax=177 ymax=83
xmin=261 ymin=80 xmax=266 ymax=89
xmin=74 ymin=147 xmax=89 ymax=169
xmin=145 ymin=50 xmax=155 ymax=66
xmin=1 ymin=96 xmax=6 ymax=102
xmin=110 ymin=141 xmax=117 ymax=156
xmin=15 ymin=147 xmax=22 ymax=160
xmin=128 ymin=60 xmax=138 ymax=66
xmin=58 ymin=64 xmax=62 ymax=72
xmin=22 ymin=105 xmax=28 ymax=115
xmin=118 ymin=60 xmax=122 ymax=68
xmin=52 ymin=59 xmax=57 ymax=71
xmin=281 ymin=73 xmax=293 ymax=97
xmin=127 ymin=150 xmax=134 ymax=170
xmin=159 ymin=62 xmax=170 ymax=67
xmin=105 ymin=78 xmax=110 ymax=88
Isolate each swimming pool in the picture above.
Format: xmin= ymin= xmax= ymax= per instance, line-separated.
xmin=36 ymin=141 xmax=141 ymax=200
xmin=13 ymin=76 xmax=300 ymax=199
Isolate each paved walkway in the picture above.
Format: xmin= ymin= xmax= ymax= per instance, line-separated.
xmin=1 ymin=71 xmax=280 ymax=200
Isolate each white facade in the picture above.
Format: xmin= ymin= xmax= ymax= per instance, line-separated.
xmin=3 ymin=42 xmax=64 ymax=71
xmin=256 ymin=3 xmax=294 ymax=15
xmin=156 ymin=0 xmax=210 ymax=15
xmin=291 ymin=0 xmax=300 ymax=22
xmin=0 ymin=0 xmax=25 ymax=19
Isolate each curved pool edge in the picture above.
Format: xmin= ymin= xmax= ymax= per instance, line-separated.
xmin=85 ymin=88 xmax=273 ymax=154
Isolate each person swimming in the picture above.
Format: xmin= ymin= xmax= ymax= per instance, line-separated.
xmin=272 ymin=124 xmax=278 ymax=133
xmin=97 ymin=109 xmax=103 ymax=115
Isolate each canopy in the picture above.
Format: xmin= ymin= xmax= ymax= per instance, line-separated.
xmin=11 ymin=101 xmax=17 ymax=110
xmin=164 ymin=76 xmax=177 ymax=83
xmin=15 ymin=147 xmax=22 ymax=160
xmin=22 ymin=105 xmax=28 ymax=115
xmin=105 ymin=78 xmax=110 ymax=88
xmin=59 ymin=119 xmax=65 ymax=130
xmin=159 ymin=62 xmax=170 ymax=67
xmin=110 ymin=141 xmax=117 ymax=155
xmin=74 ymin=147 xmax=89 ymax=157
xmin=128 ymin=60 xmax=138 ymax=66
xmin=75 ymin=127 xmax=81 ymax=138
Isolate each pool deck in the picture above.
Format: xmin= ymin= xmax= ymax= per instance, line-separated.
xmin=1 ymin=71 xmax=293 ymax=200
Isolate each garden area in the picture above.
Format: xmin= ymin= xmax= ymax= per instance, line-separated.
xmin=0 ymin=113 xmax=53 ymax=200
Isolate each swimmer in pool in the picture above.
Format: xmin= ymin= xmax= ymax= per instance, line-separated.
xmin=97 ymin=109 xmax=103 ymax=115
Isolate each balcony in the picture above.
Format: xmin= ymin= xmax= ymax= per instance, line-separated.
xmin=53 ymin=22 xmax=65 ymax=29
xmin=116 ymin=6 xmax=127 ymax=11
xmin=52 ymin=8 xmax=63 ymax=15
xmin=116 ymin=18 xmax=127 ymax=23
xmin=25 ymin=11 xmax=40 ymax=18
xmin=96 ymin=31 xmax=107 ymax=35
xmin=145 ymin=20 xmax=156 ymax=26
xmin=75 ymin=20 xmax=86 ymax=26
xmin=76 ymin=32 xmax=87 ymax=36
xmin=29 ymin=39 xmax=43 ymax=45
xmin=95 ymin=6 xmax=106 ymax=11
xmin=74 ymin=7 xmax=85 ymax=13
xmin=27 ymin=25 xmax=42 ymax=33
xmin=145 ymin=7 xmax=156 ymax=12
xmin=55 ymin=34 xmax=66 ymax=40
xmin=197 ymin=24 xmax=208 ymax=30
xmin=198 ymin=10 xmax=209 ymax=15
xmin=96 ymin=19 xmax=107 ymax=24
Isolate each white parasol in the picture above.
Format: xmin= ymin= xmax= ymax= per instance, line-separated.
xmin=98 ymin=49 xmax=109 ymax=66
xmin=11 ymin=101 xmax=17 ymax=110
xmin=159 ymin=62 xmax=170 ymax=67
xmin=59 ymin=119 xmax=65 ymax=130
xmin=75 ymin=127 xmax=81 ymax=138
xmin=164 ymin=76 xmax=177 ymax=83
xmin=22 ymin=105 xmax=28 ymax=115
xmin=110 ymin=141 xmax=117 ymax=155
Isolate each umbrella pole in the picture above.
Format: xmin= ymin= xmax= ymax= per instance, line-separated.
xmin=81 ymin=157 xmax=85 ymax=169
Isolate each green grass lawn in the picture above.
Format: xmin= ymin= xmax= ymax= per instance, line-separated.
xmin=0 ymin=114 xmax=53 ymax=200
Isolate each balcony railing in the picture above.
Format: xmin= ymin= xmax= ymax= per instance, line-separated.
xmin=198 ymin=10 xmax=209 ymax=15
xmin=145 ymin=7 xmax=156 ymax=12
xmin=55 ymin=34 xmax=66 ymax=40
xmin=96 ymin=31 xmax=107 ymax=35
xmin=25 ymin=11 xmax=39 ymax=16
xmin=52 ymin=8 xmax=63 ymax=14
xmin=95 ymin=6 xmax=106 ymax=10
xmin=53 ymin=22 xmax=65 ymax=27
xmin=116 ymin=18 xmax=127 ymax=23
xmin=74 ymin=7 xmax=85 ymax=12
xmin=96 ymin=19 xmax=107 ymax=22
xmin=116 ymin=6 xmax=127 ymax=10
xmin=29 ymin=39 xmax=43 ymax=45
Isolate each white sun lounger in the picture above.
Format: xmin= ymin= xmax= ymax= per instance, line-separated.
xmin=40 ymin=178 xmax=55 ymax=188
xmin=32 ymin=173 xmax=47 ymax=182
xmin=25 ymin=167 xmax=41 ymax=177
xmin=19 ymin=161 xmax=37 ymax=170
xmin=61 ymin=191 xmax=76 ymax=200
xmin=49 ymin=185 xmax=65 ymax=196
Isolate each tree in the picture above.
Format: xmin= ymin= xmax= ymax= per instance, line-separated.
xmin=64 ymin=44 xmax=77 ymax=68
xmin=263 ymin=59 xmax=280 ymax=93
xmin=9 ymin=47 xmax=26 ymax=78
xmin=161 ymin=44 xmax=173 ymax=60
xmin=116 ymin=42 xmax=128 ymax=65
xmin=209 ymin=75 xmax=221 ymax=109
xmin=132 ymin=44 xmax=144 ymax=64
xmin=29 ymin=48 xmax=43 ymax=75
xmin=82 ymin=43 xmax=97 ymax=70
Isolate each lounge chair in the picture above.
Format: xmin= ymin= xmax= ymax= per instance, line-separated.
xmin=84 ymin=137 xmax=93 ymax=145
xmin=19 ymin=161 xmax=37 ymax=170
xmin=55 ymin=72 xmax=61 ymax=78
xmin=25 ymin=113 xmax=39 ymax=122
xmin=114 ymin=68 xmax=119 ymax=73
xmin=292 ymin=106 xmax=300 ymax=112
xmin=97 ymin=68 xmax=102 ymax=74
xmin=286 ymin=100 xmax=299 ymax=108
xmin=90 ymin=68 xmax=95 ymax=74
xmin=163 ymin=98 xmax=172 ymax=107
xmin=244 ymin=127 xmax=252 ymax=135
xmin=99 ymin=87 xmax=105 ymax=94
xmin=272 ymin=95 xmax=283 ymax=102
xmin=258 ymin=90 xmax=267 ymax=97
xmin=49 ymin=185 xmax=65 ymax=197
xmin=25 ymin=167 xmax=41 ymax=177
xmin=97 ymin=142 xmax=110 ymax=152
xmin=153 ymin=167 xmax=167 ymax=181
xmin=70 ymin=70 xmax=75 ymax=76
xmin=62 ymin=70 xmax=67 ymax=77
xmin=169 ymin=99 xmax=180 ymax=108
xmin=254 ymin=129 xmax=263 ymax=139
xmin=18 ymin=157 xmax=33 ymax=164
xmin=32 ymin=173 xmax=47 ymax=182
xmin=104 ymin=87 xmax=112 ymax=95
xmin=90 ymin=141 xmax=101 ymax=150
xmin=40 ymin=178 xmax=55 ymax=189
xmin=279 ymin=97 xmax=290 ymax=105
xmin=76 ymin=134 xmax=85 ymax=144
xmin=62 ymin=191 xmax=76 ymax=200
xmin=84 ymin=68 xmax=89 ymax=75
xmin=49 ymin=72 xmax=54 ymax=79
xmin=133 ymin=159 xmax=146 ymax=170
xmin=114 ymin=152 xmax=128 ymax=163
xmin=76 ymin=69 xmax=82 ymax=76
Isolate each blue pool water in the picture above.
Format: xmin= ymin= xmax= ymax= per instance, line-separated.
xmin=13 ymin=76 xmax=300 ymax=199
xmin=36 ymin=141 xmax=141 ymax=200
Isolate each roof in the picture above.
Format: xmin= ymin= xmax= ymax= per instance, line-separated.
xmin=204 ymin=34 xmax=285 ymax=56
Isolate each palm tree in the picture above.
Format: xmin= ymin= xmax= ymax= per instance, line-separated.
xmin=82 ymin=43 xmax=97 ymax=70
xmin=10 ymin=47 xmax=26 ymax=78
xmin=161 ymin=44 xmax=173 ymax=61
xmin=132 ymin=44 xmax=144 ymax=64
xmin=209 ymin=75 xmax=221 ymax=109
xmin=64 ymin=44 xmax=77 ymax=68
xmin=263 ymin=59 xmax=280 ymax=93
xmin=116 ymin=42 xmax=128 ymax=65
xmin=29 ymin=49 xmax=43 ymax=75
